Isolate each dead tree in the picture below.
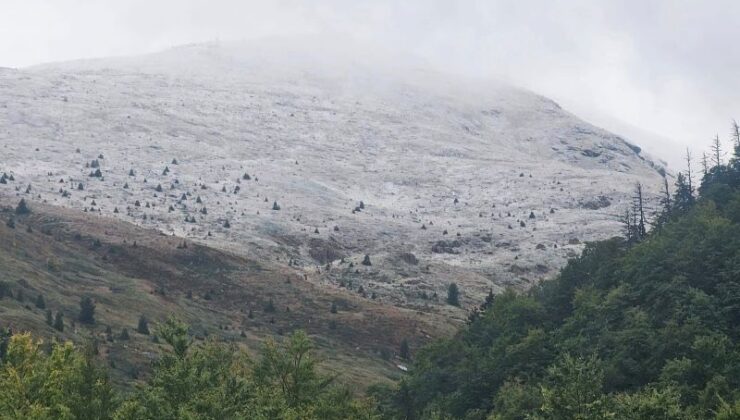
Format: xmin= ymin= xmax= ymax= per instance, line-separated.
xmin=661 ymin=177 xmax=671 ymax=214
xmin=632 ymin=183 xmax=647 ymax=240
xmin=685 ymin=148 xmax=695 ymax=197
xmin=710 ymin=134 xmax=724 ymax=168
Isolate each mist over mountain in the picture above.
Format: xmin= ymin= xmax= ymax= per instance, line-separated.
xmin=0 ymin=38 xmax=666 ymax=309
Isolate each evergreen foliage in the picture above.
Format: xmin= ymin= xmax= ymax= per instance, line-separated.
xmin=372 ymin=140 xmax=740 ymax=419
xmin=137 ymin=316 xmax=149 ymax=335
xmin=78 ymin=297 xmax=96 ymax=324
xmin=446 ymin=283 xmax=460 ymax=306
xmin=15 ymin=199 xmax=30 ymax=215
xmin=34 ymin=294 xmax=45 ymax=309
xmin=53 ymin=312 xmax=64 ymax=332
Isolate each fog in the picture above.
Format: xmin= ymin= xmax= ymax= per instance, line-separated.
xmin=2 ymin=0 xmax=738 ymax=168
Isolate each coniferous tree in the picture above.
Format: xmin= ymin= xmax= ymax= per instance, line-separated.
xmin=35 ymin=294 xmax=46 ymax=309
xmin=137 ymin=315 xmax=150 ymax=335
xmin=447 ymin=283 xmax=460 ymax=306
xmin=45 ymin=309 xmax=53 ymax=326
xmin=53 ymin=311 xmax=64 ymax=331
xmin=78 ymin=296 xmax=96 ymax=324
xmin=15 ymin=199 xmax=30 ymax=215
xmin=672 ymin=172 xmax=694 ymax=214
xmin=399 ymin=339 xmax=410 ymax=360
xmin=264 ymin=298 xmax=276 ymax=313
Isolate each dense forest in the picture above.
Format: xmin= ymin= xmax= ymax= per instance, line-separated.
xmin=2 ymin=124 xmax=740 ymax=419
xmin=371 ymin=124 xmax=740 ymax=419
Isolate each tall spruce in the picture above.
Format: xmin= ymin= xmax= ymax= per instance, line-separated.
xmin=78 ymin=296 xmax=96 ymax=324
xmin=447 ymin=283 xmax=460 ymax=306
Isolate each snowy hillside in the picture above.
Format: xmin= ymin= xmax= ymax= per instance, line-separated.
xmin=0 ymin=39 xmax=665 ymax=308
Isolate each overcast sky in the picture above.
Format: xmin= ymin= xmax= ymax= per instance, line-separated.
xmin=2 ymin=0 xmax=738 ymax=168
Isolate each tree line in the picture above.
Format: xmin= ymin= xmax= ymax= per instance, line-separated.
xmin=369 ymin=121 xmax=740 ymax=419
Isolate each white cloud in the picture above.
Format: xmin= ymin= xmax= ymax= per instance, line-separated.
xmin=0 ymin=0 xmax=737 ymax=167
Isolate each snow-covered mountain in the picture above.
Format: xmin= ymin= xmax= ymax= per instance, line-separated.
xmin=0 ymin=39 xmax=665 ymax=308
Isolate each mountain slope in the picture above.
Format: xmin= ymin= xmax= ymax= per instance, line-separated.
xmin=0 ymin=199 xmax=453 ymax=389
xmin=0 ymin=39 xmax=665 ymax=308
xmin=372 ymin=156 xmax=740 ymax=420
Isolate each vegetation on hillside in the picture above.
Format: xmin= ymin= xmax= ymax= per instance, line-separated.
xmin=0 ymin=318 xmax=377 ymax=419
xmin=371 ymin=124 xmax=740 ymax=419
xmin=2 ymin=125 xmax=740 ymax=419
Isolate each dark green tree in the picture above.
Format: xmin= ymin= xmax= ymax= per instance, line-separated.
xmin=78 ymin=296 xmax=95 ymax=324
xmin=15 ymin=198 xmax=30 ymax=215
xmin=446 ymin=283 xmax=460 ymax=306
xmin=399 ymin=339 xmax=410 ymax=361
xmin=137 ymin=315 xmax=150 ymax=335
xmin=35 ymin=294 xmax=46 ymax=309
xmin=53 ymin=312 xmax=64 ymax=332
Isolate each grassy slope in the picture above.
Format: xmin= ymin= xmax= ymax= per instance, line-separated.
xmin=0 ymin=198 xmax=456 ymax=391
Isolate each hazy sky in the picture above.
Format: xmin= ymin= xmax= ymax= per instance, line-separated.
xmin=2 ymin=0 xmax=738 ymax=168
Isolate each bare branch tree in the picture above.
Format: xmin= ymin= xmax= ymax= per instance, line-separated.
xmin=661 ymin=177 xmax=671 ymax=214
xmin=685 ymin=148 xmax=694 ymax=195
xmin=620 ymin=207 xmax=633 ymax=243
xmin=710 ymin=134 xmax=724 ymax=167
